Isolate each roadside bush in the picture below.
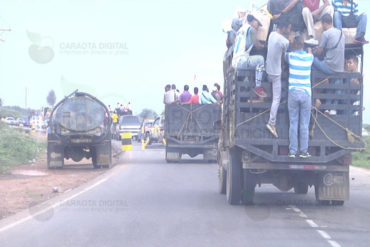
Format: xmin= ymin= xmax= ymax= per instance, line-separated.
xmin=0 ymin=122 xmax=45 ymax=173
xmin=352 ymin=136 xmax=370 ymax=169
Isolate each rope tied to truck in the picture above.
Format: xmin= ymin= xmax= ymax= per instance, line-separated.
xmin=235 ymin=78 xmax=330 ymax=129
xmin=174 ymin=104 xmax=208 ymax=139
xmin=310 ymin=106 xmax=366 ymax=151
xmin=235 ymin=77 xmax=366 ymax=151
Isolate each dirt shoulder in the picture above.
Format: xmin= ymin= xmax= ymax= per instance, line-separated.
xmin=0 ymin=157 xmax=107 ymax=219
xmin=0 ymin=133 xmax=122 ymax=220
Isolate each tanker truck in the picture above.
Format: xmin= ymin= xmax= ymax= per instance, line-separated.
xmin=47 ymin=91 xmax=112 ymax=169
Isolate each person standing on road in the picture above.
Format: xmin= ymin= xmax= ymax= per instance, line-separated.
xmin=286 ymin=36 xmax=314 ymax=158
xmin=179 ymin=85 xmax=192 ymax=103
xmin=266 ymin=16 xmax=291 ymax=138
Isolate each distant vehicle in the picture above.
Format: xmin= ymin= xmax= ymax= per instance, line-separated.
xmin=4 ymin=117 xmax=16 ymax=125
xmin=118 ymin=115 xmax=141 ymax=141
xmin=164 ymin=104 xmax=221 ymax=162
xmin=140 ymin=121 xmax=154 ymax=141
xmin=147 ymin=116 xmax=165 ymax=145
xmin=16 ymin=117 xmax=30 ymax=127
xmin=47 ymin=91 xmax=112 ymax=169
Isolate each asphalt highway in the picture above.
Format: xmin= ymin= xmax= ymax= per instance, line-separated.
xmin=0 ymin=144 xmax=369 ymax=247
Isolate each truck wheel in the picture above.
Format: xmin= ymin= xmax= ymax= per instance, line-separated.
xmin=165 ymin=148 xmax=181 ymax=163
xmin=226 ymin=148 xmax=242 ymax=205
xmin=294 ymin=183 xmax=308 ymax=194
xmin=92 ymin=148 xmax=101 ymax=169
xmin=242 ymin=170 xmax=256 ymax=205
xmin=218 ymin=150 xmax=226 ymax=194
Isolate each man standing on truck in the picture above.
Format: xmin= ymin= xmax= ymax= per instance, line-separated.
xmin=232 ymin=13 xmax=267 ymax=98
xmin=266 ymin=16 xmax=291 ymax=138
xmin=286 ymin=36 xmax=314 ymax=158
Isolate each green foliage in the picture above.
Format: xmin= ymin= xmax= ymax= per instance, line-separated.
xmin=0 ymin=123 xmax=45 ymax=173
xmin=0 ymin=106 xmax=31 ymax=119
xmin=352 ymin=136 xmax=370 ymax=169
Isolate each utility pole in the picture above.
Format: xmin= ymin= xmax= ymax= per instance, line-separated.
xmin=25 ymin=87 xmax=28 ymax=108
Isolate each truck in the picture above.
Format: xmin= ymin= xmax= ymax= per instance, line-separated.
xmin=47 ymin=91 xmax=112 ymax=169
xmin=219 ymin=11 xmax=365 ymax=206
xmin=164 ymin=104 xmax=221 ymax=162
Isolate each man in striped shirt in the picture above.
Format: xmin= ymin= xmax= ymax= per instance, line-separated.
xmin=332 ymin=0 xmax=368 ymax=44
xmin=286 ymin=36 xmax=314 ymax=158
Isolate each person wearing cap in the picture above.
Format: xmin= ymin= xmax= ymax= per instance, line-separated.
xmin=232 ymin=13 xmax=267 ymax=98
xmin=302 ymin=0 xmax=334 ymax=45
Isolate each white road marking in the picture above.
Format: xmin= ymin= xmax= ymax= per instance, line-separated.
xmin=328 ymin=240 xmax=342 ymax=247
xmin=317 ymin=230 xmax=331 ymax=239
xmin=306 ymin=219 xmax=319 ymax=228
xmin=0 ymin=176 xmax=109 ymax=233
xmin=290 ymin=205 xmax=342 ymax=247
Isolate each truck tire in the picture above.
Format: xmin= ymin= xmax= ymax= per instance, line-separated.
xmin=226 ymin=147 xmax=242 ymax=205
xmin=218 ymin=150 xmax=226 ymax=194
xmin=242 ymin=170 xmax=256 ymax=205
xmin=165 ymin=148 xmax=181 ymax=163
xmin=294 ymin=183 xmax=308 ymax=194
xmin=92 ymin=148 xmax=100 ymax=169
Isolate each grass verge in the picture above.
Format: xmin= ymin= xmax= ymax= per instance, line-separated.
xmin=0 ymin=122 xmax=45 ymax=173
xmin=352 ymin=136 xmax=370 ymax=169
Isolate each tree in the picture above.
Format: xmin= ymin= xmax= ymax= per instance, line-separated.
xmin=46 ymin=90 xmax=56 ymax=107
xmin=0 ymin=98 xmax=3 ymax=107
xmin=139 ymin=109 xmax=158 ymax=121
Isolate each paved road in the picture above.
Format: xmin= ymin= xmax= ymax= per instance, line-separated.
xmin=0 ymin=144 xmax=369 ymax=247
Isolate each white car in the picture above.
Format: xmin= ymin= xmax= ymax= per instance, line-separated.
xmin=4 ymin=117 xmax=16 ymax=125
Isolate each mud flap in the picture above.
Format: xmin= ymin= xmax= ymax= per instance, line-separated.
xmin=203 ymin=149 xmax=217 ymax=161
xmin=47 ymin=143 xmax=64 ymax=168
xmin=94 ymin=143 xmax=112 ymax=167
xmin=316 ymin=172 xmax=349 ymax=201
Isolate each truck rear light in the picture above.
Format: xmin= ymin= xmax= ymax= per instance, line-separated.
xmin=342 ymin=154 xmax=352 ymax=166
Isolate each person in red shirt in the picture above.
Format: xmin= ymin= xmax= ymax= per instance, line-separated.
xmin=302 ymin=0 xmax=334 ymax=44
xmin=188 ymin=87 xmax=200 ymax=104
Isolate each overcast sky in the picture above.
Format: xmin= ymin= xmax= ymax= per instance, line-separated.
xmin=0 ymin=0 xmax=369 ymax=123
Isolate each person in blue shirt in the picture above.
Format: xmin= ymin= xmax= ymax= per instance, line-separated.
xmin=286 ymin=35 xmax=314 ymax=158
xmin=199 ymin=85 xmax=217 ymax=104
xmin=332 ymin=0 xmax=368 ymax=44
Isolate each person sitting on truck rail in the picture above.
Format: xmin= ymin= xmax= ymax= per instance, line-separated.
xmin=226 ymin=9 xmax=246 ymax=48
xmin=187 ymin=87 xmax=200 ymax=104
xmin=199 ymin=85 xmax=217 ymax=104
xmin=163 ymin=84 xmax=175 ymax=104
xmin=266 ymin=15 xmax=291 ymax=139
xmin=286 ymin=35 xmax=314 ymax=158
xmin=214 ymin=83 xmax=223 ymax=102
xmin=302 ymin=0 xmax=334 ymax=45
xmin=312 ymin=13 xmax=345 ymax=115
xmin=332 ymin=0 xmax=368 ymax=44
xmin=179 ymin=85 xmax=192 ymax=103
xmin=232 ymin=14 xmax=267 ymax=98
xmin=268 ymin=0 xmax=305 ymax=33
